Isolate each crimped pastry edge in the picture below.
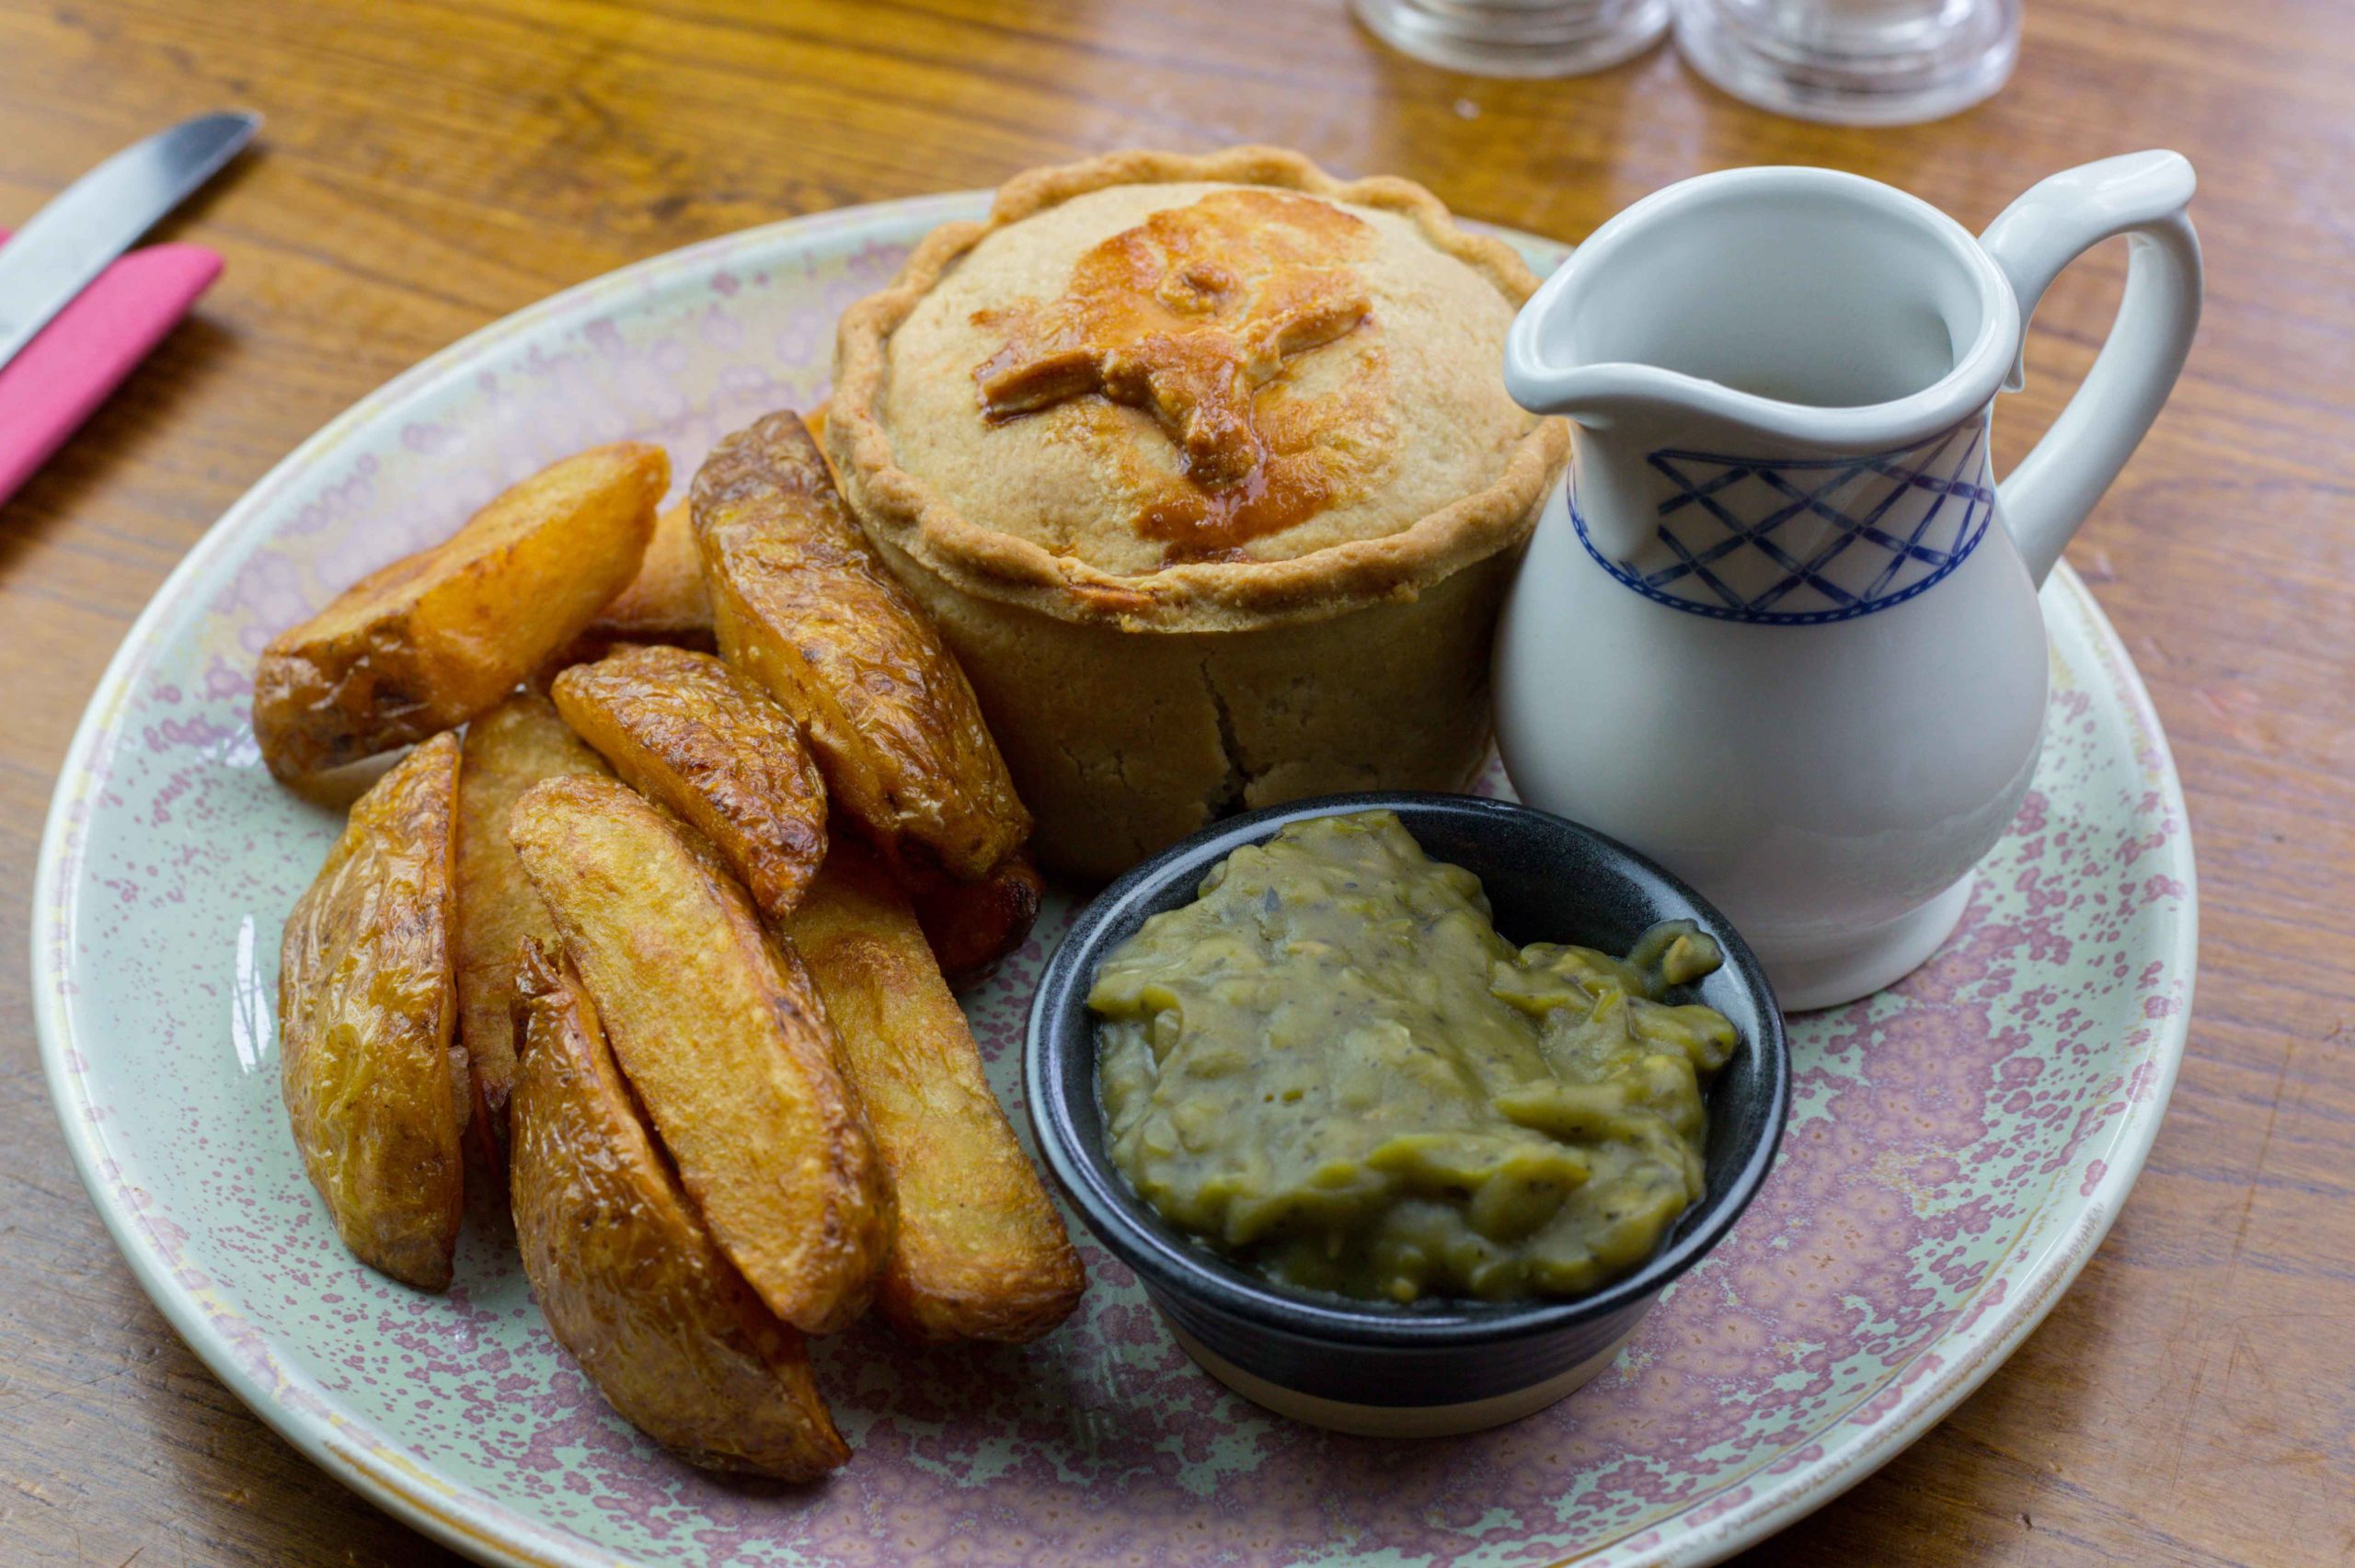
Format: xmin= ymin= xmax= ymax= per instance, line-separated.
xmin=826 ymin=144 xmax=1571 ymax=633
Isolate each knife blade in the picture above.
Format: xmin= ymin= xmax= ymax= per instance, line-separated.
xmin=0 ymin=109 xmax=259 ymax=373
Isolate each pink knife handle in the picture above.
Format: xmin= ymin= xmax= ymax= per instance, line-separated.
xmin=0 ymin=230 xmax=224 ymax=509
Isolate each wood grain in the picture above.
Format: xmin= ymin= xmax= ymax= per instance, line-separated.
xmin=2 ymin=1 xmax=2349 ymax=1563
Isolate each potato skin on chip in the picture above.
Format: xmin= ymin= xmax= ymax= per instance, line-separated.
xmin=510 ymin=944 xmax=850 ymax=1480
xmin=780 ymin=841 xmax=1084 ymax=1343
xmin=254 ymin=443 xmax=669 ymax=779
xmin=551 ymin=645 xmax=828 ymax=921
xmin=509 ymin=774 xmax=891 ymax=1334
xmin=454 ymin=692 xmax=612 ymax=1148
xmin=279 ymin=731 xmax=464 ymax=1290
xmin=693 ymin=412 xmax=1029 ymax=880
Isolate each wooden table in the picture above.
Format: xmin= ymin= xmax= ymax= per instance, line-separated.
xmin=2 ymin=2 xmax=2349 ymax=1563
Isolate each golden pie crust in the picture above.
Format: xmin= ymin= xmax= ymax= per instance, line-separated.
xmin=827 ymin=147 xmax=1569 ymax=877
xmin=831 ymin=145 xmax=1565 ymax=630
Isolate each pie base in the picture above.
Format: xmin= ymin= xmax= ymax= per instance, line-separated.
xmin=870 ymin=527 xmax=1524 ymax=881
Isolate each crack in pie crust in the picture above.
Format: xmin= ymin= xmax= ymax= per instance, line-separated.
xmin=828 ymin=146 xmax=1570 ymax=878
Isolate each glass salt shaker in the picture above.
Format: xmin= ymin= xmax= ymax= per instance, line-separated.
xmin=1673 ymin=0 xmax=2021 ymax=124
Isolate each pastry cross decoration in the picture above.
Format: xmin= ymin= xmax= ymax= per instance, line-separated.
xmin=974 ymin=189 xmax=1374 ymax=486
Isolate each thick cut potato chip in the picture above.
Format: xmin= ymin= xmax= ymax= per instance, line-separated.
xmin=693 ymin=411 xmax=1029 ymax=879
xmin=511 ymin=944 xmax=850 ymax=1479
xmin=779 ymin=841 xmax=1084 ymax=1342
xmin=510 ymin=774 xmax=890 ymax=1333
xmin=582 ymin=499 xmax=714 ymax=648
xmin=254 ymin=443 xmax=669 ymax=779
xmin=550 ymin=645 xmax=828 ymax=921
xmin=279 ymin=731 xmax=464 ymax=1289
xmin=454 ymin=692 xmax=612 ymax=1145
xmin=899 ymin=850 xmax=1044 ymax=988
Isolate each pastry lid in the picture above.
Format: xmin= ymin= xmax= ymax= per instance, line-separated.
xmin=829 ymin=146 xmax=1569 ymax=632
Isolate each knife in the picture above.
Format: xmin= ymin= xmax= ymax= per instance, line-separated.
xmin=0 ymin=109 xmax=259 ymax=373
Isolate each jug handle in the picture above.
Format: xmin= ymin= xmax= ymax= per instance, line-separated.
xmin=1980 ymin=151 xmax=2203 ymax=589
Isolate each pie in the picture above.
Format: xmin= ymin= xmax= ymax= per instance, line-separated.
xmin=828 ymin=146 xmax=1569 ymax=879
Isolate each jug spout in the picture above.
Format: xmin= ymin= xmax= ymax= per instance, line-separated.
xmin=1498 ymin=223 xmax=1647 ymax=429
xmin=1498 ymin=357 xmax=1648 ymax=428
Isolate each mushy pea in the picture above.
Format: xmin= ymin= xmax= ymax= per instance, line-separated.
xmin=1087 ymin=810 xmax=1739 ymax=1305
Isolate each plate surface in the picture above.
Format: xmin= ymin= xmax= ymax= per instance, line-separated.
xmin=34 ymin=195 xmax=2194 ymax=1568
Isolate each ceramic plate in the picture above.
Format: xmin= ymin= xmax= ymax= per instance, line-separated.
xmin=34 ymin=195 xmax=2195 ymax=1568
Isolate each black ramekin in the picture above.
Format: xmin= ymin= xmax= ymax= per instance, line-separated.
xmin=1025 ymin=792 xmax=1790 ymax=1436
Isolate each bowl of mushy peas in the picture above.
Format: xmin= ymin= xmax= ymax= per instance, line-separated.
xmin=1026 ymin=794 xmax=1789 ymax=1437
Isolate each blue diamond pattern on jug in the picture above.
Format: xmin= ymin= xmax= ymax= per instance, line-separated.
xmin=1571 ymin=415 xmax=1997 ymax=624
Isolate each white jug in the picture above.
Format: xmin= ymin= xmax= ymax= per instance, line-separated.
xmin=1495 ymin=153 xmax=2201 ymax=1010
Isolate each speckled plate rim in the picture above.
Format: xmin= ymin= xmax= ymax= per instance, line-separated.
xmin=29 ymin=192 xmax=2196 ymax=1568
